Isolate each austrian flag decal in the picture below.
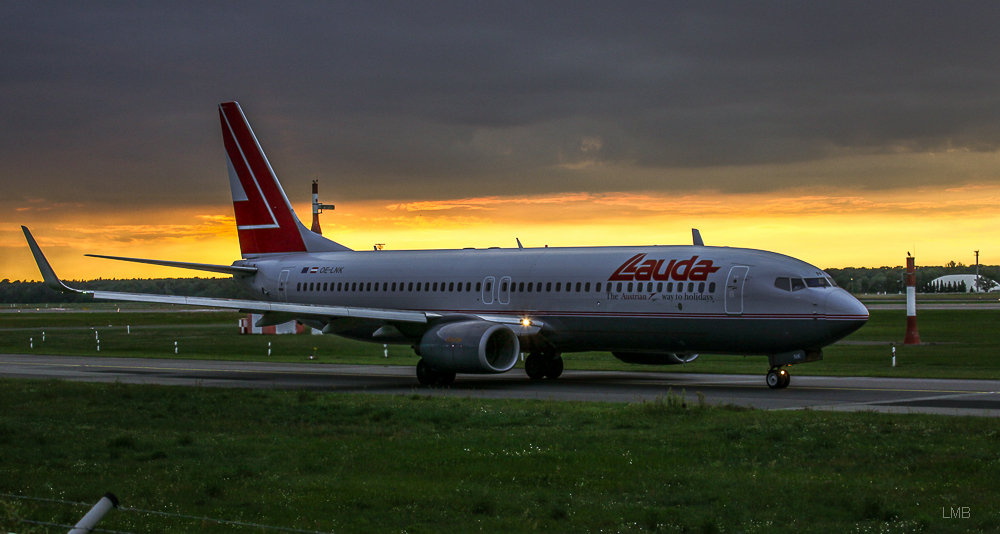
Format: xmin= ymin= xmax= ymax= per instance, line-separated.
xmin=609 ymin=254 xmax=720 ymax=282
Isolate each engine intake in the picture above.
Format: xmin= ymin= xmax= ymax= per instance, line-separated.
xmin=419 ymin=320 xmax=520 ymax=373
xmin=612 ymin=352 xmax=698 ymax=365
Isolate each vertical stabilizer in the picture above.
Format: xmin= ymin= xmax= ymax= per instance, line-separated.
xmin=218 ymin=102 xmax=350 ymax=256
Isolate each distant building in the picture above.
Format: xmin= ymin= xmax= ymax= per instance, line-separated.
xmin=926 ymin=274 xmax=999 ymax=293
xmin=239 ymin=313 xmax=308 ymax=334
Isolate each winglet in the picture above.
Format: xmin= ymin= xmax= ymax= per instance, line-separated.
xmin=692 ymin=228 xmax=704 ymax=246
xmin=21 ymin=226 xmax=85 ymax=294
xmin=516 ymin=238 xmax=524 ymax=249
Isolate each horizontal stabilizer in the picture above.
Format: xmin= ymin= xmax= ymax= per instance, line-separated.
xmin=85 ymin=254 xmax=257 ymax=276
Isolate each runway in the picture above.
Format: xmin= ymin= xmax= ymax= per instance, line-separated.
xmin=3 ymin=353 xmax=999 ymax=417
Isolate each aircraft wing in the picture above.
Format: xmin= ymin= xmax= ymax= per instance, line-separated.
xmin=22 ymin=226 xmax=542 ymax=333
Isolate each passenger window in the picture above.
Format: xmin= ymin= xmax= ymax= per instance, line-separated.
xmin=556 ymin=282 xmax=561 ymax=291
xmin=709 ymin=282 xmax=716 ymax=293
xmin=441 ymin=282 xmax=446 ymax=292
xmin=467 ymin=282 xmax=472 ymax=292
xmin=373 ymin=283 xmax=378 ymax=292
xmin=656 ymin=282 xmax=662 ymax=292
xmin=627 ymin=282 xmax=633 ymax=292
xmin=667 ymin=282 xmax=673 ymax=292
xmin=585 ymin=282 xmax=591 ymax=292
xmin=307 ymin=282 xmax=312 ymax=291
xmin=688 ymin=282 xmax=694 ymax=292
xmin=596 ymin=282 xmax=602 ymax=292
xmin=408 ymin=282 xmax=413 ymax=291
xmin=367 ymin=282 xmax=372 ymax=291
xmin=576 ymin=282 xmax=582 ymax=292
xmin=416 ymin=282 xmax=422 ymax=291
xmin=647 ymin=282 xmax=652 ymax=292
xmin=698 ymin=282 xmax=705 ymax=293
xmin=546 ymin=282 xmax=552 ymax=292
xmin=617 ymin=282 xmax=622 ymax=292
xmin=351 ymin=282 xmax=357 ymax=291
xmin=296 ymin=282 xmax=301 ymax=291
xmin=484 ymin=281 xmax=490 ymax=292
xmin=455 ymin=282 xmax=461 ymax=292
xmin=432 ymin=282 xmax=437 ymax=291
xmin=527 ymin=282 xmax=533 ymax=292
xmin=391 ymin=282 xmax=396 ymax=291
xmin=519 ymin=282 xmax=525 ymax=292
xmin=791 ymin=278 xmax=806 ymax=291
xmin=774 ymin=278 xmax=791 ymax=291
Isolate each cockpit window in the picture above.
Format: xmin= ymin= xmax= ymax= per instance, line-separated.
xmin=804 ymin=277 xmax=830 ymax=288
xmin=791 ymin=278 xmax=806 ymax=291
xmin=774 ymin=277 xmax=791 ymax=291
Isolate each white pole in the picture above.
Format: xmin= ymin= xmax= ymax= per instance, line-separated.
xmin=268 ymin=342 xmax=271 ymax=356
xmin=174 ymin=341 xmax=178 ymax=354
xmin=30 ymin=337 xmax=33 ymax=349
xmin=127 ymin=325 xmax=130 ymax=334
xmin=68 ymin=493 xmax=118 ymax=534
xmin=384 ymin=344 xmax=388 ymax=358
xmin=97 ymin=340 xmax=100 ymax=352
xmin=892 ymin=346 xmax=896 ymax=367
xmin=42 ymin=331 xmax=45 ymax=342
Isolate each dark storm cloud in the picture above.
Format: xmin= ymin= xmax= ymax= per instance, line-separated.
xmin=3 ymin=1 xmax=1000 ymax=205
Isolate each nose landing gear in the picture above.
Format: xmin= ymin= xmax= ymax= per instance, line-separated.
xmin=766 ymin=367 xmax=790 ymax=389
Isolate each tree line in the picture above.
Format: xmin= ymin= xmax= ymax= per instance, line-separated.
xmin=2 ymin=262 xmax=998 ymax=304
xmin=0 ymin=278 xmax=252 ymax=305
xmin=824 ymin=263 xmax=999 ymax=294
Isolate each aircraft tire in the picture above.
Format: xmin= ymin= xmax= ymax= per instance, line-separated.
xmin=416 ymin=359 xmax=438 ymax=386
xmin=766 ymin=369 xmax=781 ymax=389
xmin=525 ymin=353 xmax=546 ymax=380
xmin=779 ymin=372 xmax=790 ymax=389
xmin=436 ymin=371 xmax=456 ymax=387
xmin=544 ymin=356 xmax=564 ymax=379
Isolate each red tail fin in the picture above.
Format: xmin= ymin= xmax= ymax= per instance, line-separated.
xmin=219 ymin=102 xmax=349 ymax=256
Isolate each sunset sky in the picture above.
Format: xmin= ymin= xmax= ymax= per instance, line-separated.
xmin=4 ymin=2 xmax=1000 ymax=281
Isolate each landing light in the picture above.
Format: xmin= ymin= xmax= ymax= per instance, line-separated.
xmin=521 ymin=318 xmax=532 ymax=327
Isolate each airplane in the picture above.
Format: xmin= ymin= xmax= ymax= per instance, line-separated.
xmin=22 ymin=101 xmax=869 ymax=389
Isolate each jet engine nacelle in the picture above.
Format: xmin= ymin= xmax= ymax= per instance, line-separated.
xmin=418 ymin=320 xmax=520 ymax=373
xmin=612 ymin=352 xmax=699 ymax=365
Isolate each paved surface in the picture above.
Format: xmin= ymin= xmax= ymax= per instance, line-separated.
xmin=3 ymin=354 xmax=999 ymax=417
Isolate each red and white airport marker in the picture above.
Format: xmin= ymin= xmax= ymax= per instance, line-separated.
xmin=904 ymin=255 xmax=921 ymax=345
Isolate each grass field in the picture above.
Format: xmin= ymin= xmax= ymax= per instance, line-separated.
xmin=2 ymin=309 xmax=1000 ymax=380
xmin=1 ymin=379 xmax=999 ymax=534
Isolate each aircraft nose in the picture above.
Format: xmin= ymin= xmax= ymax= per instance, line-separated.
xmin=825 ymin=288 xmax=869 ymax=340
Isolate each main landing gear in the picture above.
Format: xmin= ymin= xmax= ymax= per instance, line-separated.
xmin=525 ymin=352 xmax=563 ymax=380
xmin=766 ymin=367 xmax=790 ymax=389
xmin=416 ymin=359 xmax=456 ymax=387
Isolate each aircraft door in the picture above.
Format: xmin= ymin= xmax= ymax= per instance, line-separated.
xmin=725 ymin=266 xmax=749 ymax=315
xmin=498 ymin=276 xmax=511 ymax=305
xmin=482 ymin=276 xmax=495 ymax=304
xmin=277 ymin=270 xmax=290 ymax=302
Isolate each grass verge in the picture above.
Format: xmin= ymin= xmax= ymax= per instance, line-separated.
xmin=2 ymin=310 xmax=1000 ymax=379
xmin=1 ymin=379 xmax=998 ymax=533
